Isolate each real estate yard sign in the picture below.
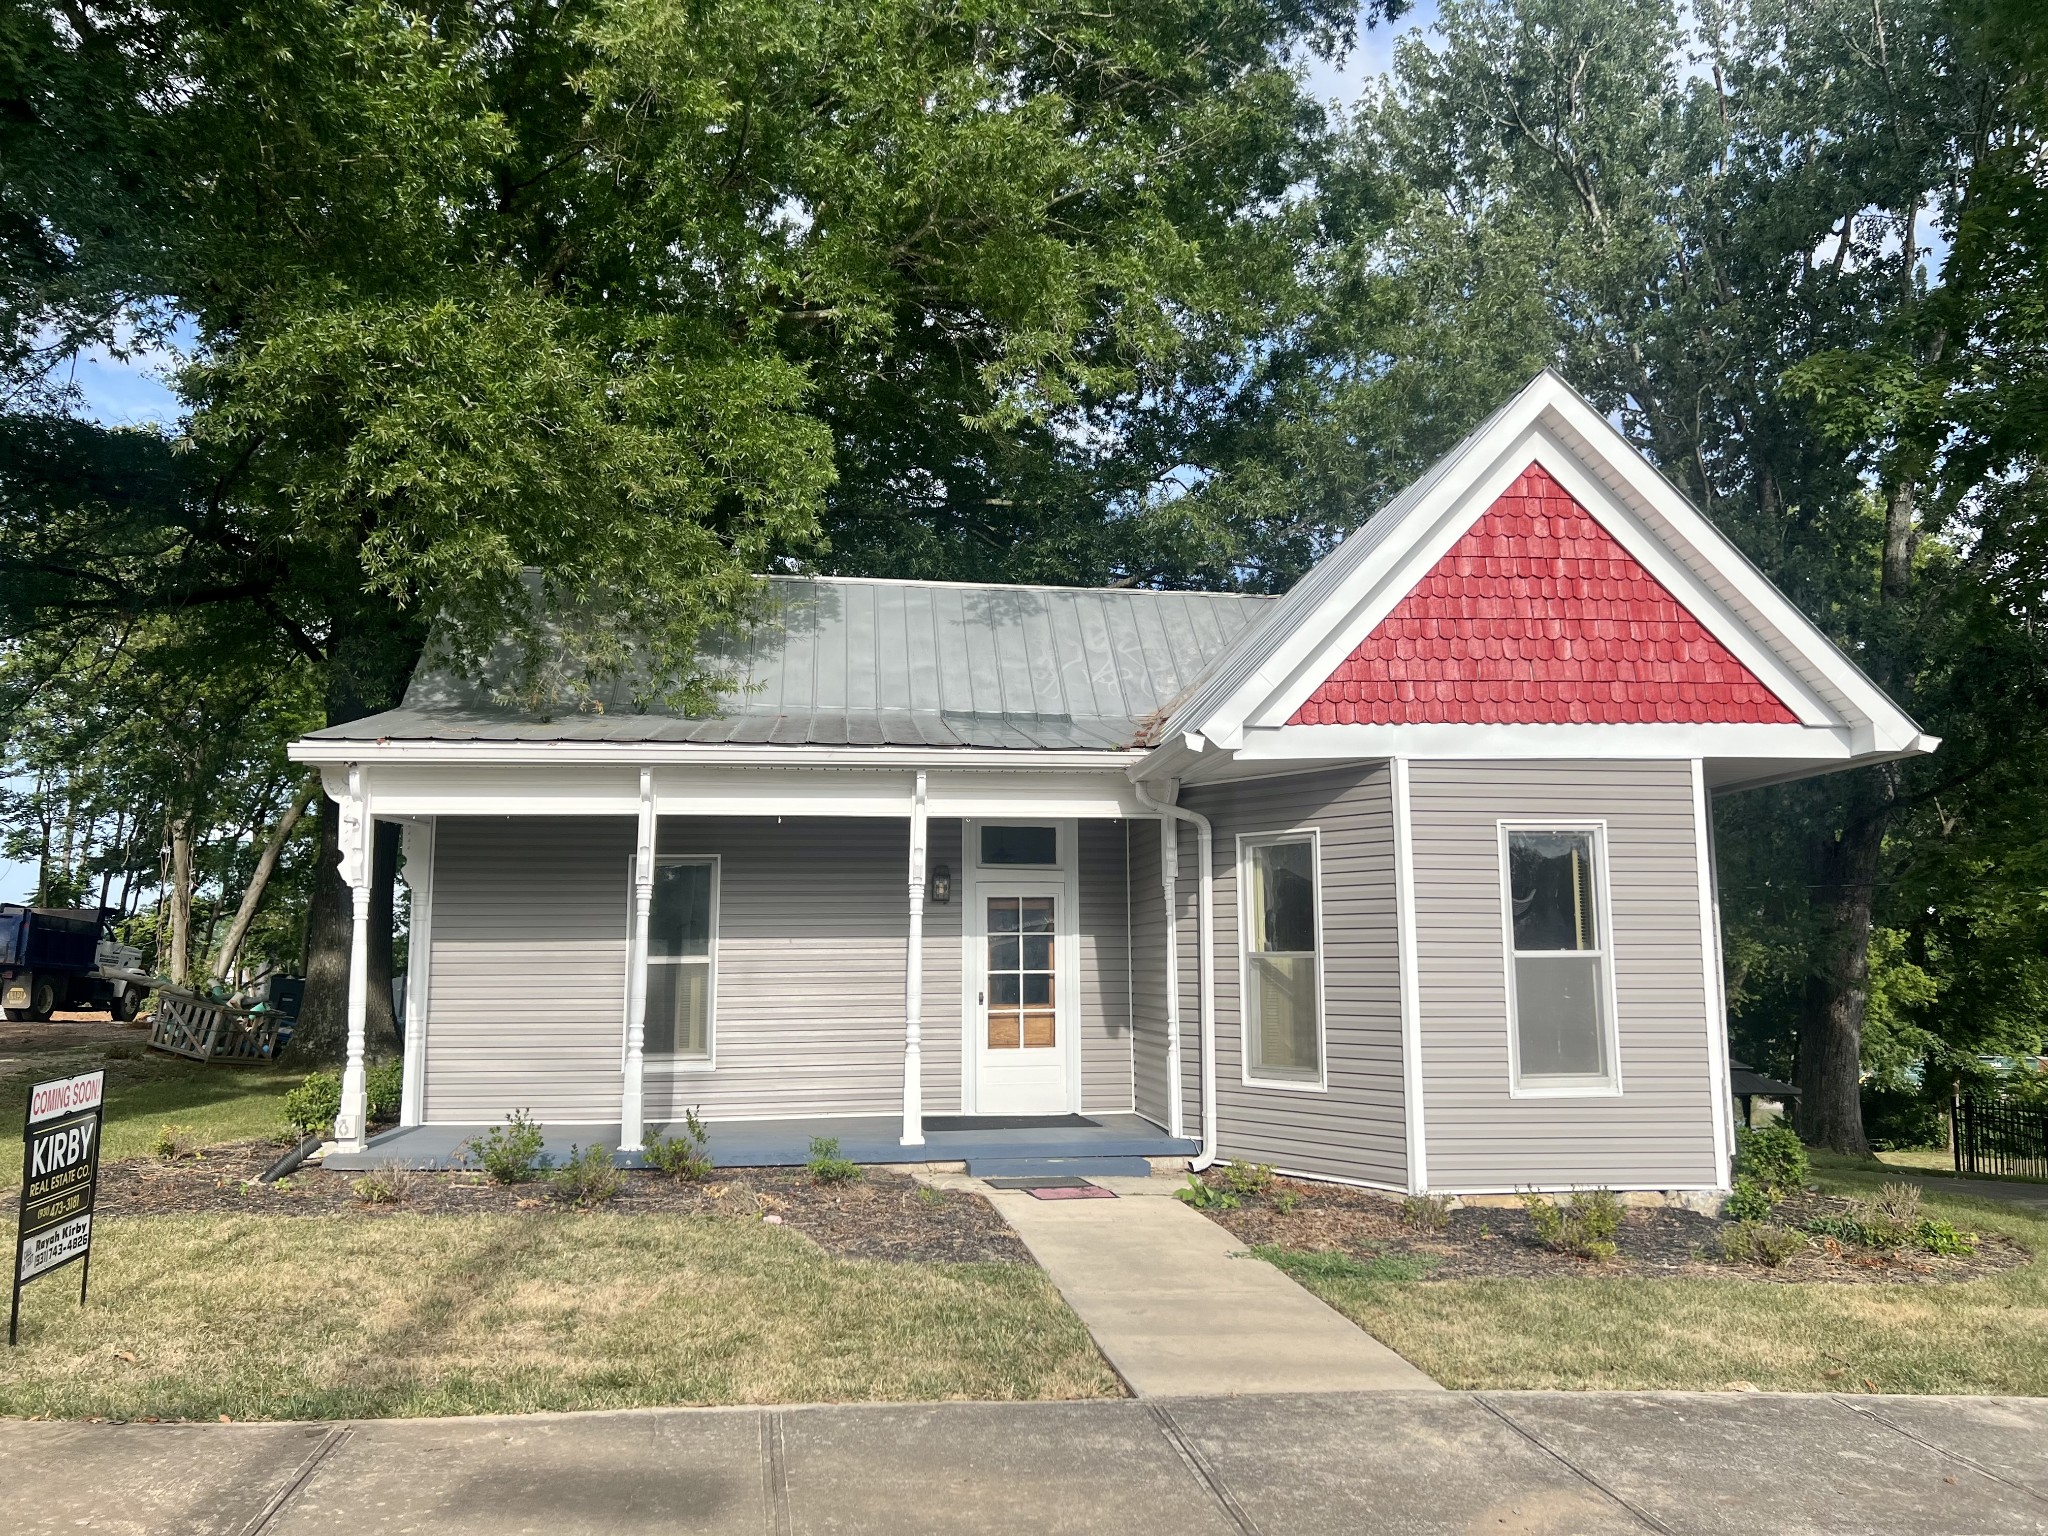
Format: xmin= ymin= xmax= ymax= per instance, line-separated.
xmin=10 ymin=1069 xmax=104 ymax=1345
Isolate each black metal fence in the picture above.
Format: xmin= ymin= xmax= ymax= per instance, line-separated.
xmin=1952 ymin=1094 xmax=2048 ymax=1180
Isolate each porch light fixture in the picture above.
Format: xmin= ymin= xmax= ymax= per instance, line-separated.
xmin=929 ymin=864 xmax=952 ymax=904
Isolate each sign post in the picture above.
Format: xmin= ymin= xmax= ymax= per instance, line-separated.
xmin=11 ymin=1068 xmax=105 ymax=1345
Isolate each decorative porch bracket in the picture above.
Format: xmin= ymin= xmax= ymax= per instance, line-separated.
xmin=334 ymin=764 xmax=372 ymax=1151
xmin=901 ymin=770 xmax=928 ymax=1146
xmin=621 ymin=766 xmax=655 ymax=1153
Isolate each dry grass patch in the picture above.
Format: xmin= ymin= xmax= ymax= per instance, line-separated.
xmin=0 ymin=1213 xmax=1120 ymax=1420
xmin=1272 ymin=1164 xmax=2048 ymax=1395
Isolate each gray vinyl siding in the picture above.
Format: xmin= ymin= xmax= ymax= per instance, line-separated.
xmin=1176 ymin=765 xmax=1410 ymax=1188
xmin=422 ymin=817 xmax=632 ymax=1123
xmin=1129 ymin=820 xmax=1172 ymax=1127
xmin=423 ymin=814 xmax=1132 ymax=1125
xmin=644 ymin=816 xmax=939 ymax=1121
xmin=1408 ymin=759 xmax=1718 ymax=1190
xmin=1078 ymin=819 xmax=1134 ymax=1113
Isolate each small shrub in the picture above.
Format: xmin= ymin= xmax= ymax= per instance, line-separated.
xmin=806 ymin=1137 xmax=861 ymax=1185
xmin=1719 ymin=1221 xmax=1807 ymax=1268
xmin=1732 ymin=1123 xmax=1809 ymax=1202
xmin=1519 ymin=1188 xmax=1622 ymax=1261
xmin=1916 ymin=1217 xmax=1977 ymax=1257
xmin=1400 ymin=1193 xmax=1454 ymax=1232
xmin=1219 ymin=1160 xmax=1275 ymax=1197
xmin=1175 ymin=1173 xmax=1239 ymax=1210
xmin=365 ymin=1059 xmax=403 ymax=1122
xmin=468 ymin=1110 xmax=548 ymax=1184
xmin=550 ymin=1142 xmax=626 ymax=1207
xmin=351 ymin=1160 xmax=413 ymax=1206
xmin=917 ymin=1182 xmax=946 ymax=1207
xmin=1722 ymin=1175 xmax=1774 ymax=1224
xmin=645 ymin=1107 xmax=714 ymax=1181
xmin=283 ymin=1071 xmax=342 ymax=1138
xmin=1270 ymin=1187 xmax=1302 ymax=1215
xmin=152 ymin=1123 xmax=195 ymax=1160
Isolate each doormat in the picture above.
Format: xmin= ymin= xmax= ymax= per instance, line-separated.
xmin=921 ymin=1114 xmax=1101 ymax=1132
xmin=983 ymin=1176 xmax=1116 ymax=1200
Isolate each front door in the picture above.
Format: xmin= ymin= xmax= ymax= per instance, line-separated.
xmin=975 ymin=891 xmax=1070 ymax=1114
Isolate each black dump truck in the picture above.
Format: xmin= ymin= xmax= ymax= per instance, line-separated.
xmin=0 ymin=905 xmax=151 ymax=1022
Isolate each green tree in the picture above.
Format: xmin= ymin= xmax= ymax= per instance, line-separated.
xmin=3 ymin=0 xmax=1368 ymax=1053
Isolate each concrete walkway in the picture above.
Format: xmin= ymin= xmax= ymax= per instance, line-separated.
xmin=981 ymin=1179 xmax=1439 ymax=1395
xmin=6 ymin=1393 xmax=2048 ymax=1535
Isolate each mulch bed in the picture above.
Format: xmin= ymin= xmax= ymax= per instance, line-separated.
xmin=1196 ymin=1176 xmax=2031 ymax=1285
xmin=91 ymin=1142 xmax=1032 ymax=1266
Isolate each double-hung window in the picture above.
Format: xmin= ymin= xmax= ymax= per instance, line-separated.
xmin=1502 ymin=826 xmax=1616 ymax=1093
xmin=646 ymin=857 xmax=716 ymax=1062
xmin=1240 ymin=831 xmax=1324 ymax=1087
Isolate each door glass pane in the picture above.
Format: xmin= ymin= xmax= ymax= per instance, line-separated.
xmin=981 ymin=825 xmax=1058 ymax=865
xmin=646 ymin=962 xmax=708 ymax=1057
xmin=650 ymin=862 xmax=713 ymax=959
xmin=987 ymin=895 xmax=1055 ymax=1051
xmin=1513 ymin=955 xmax=1605 ymax=1077
xmin=1508 ymin=832 xmax=1597 ymax=951
xmin=1250 ymin=842 xmax=1316 ymax=955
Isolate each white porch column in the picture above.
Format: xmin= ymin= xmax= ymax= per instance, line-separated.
xmin=901 ymin=770 xmax=928 ymax=1146
xmin=334 ymin=764 xmax=372 ymax=1151
xmin=622 ymin=766 xmax=655 ymax=1153
xmin=397 ymin=818 xmax=435 ymax=1129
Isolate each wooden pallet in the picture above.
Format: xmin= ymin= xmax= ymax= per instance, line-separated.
xmin=147 ymin=990 xmax=285 ymax=1062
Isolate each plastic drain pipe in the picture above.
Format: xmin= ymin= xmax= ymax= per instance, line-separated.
xmin=1132 ymin=778 xmax=1217 ymax=1171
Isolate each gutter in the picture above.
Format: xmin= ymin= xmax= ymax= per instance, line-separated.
xmin=286 ymin=741 xmax=1144 ymax=772
xmin=1131 ymin=778 xmax=1218 ymax=1171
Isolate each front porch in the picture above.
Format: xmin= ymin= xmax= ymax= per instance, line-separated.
xmin=324 ymin=1112 xmax=1197 ymax=1177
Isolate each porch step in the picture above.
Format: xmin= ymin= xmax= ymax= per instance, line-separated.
xmin=966 ymin=1156 xmax=1156 ymax=1180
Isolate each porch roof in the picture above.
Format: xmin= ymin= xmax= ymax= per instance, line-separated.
xmin=305 ymin=576 xmax=1275 ymax=753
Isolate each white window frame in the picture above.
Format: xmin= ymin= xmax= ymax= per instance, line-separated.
xmin=1236 ymin=828 xmax=1328 ymax=1093
xmin=1497 ymin=820 xmax=1622 ymax=1098
xmin=644 ymin=853 xmax=719 ymax=1073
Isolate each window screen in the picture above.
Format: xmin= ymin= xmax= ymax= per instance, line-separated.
xmin=980 ymin=825 xmax=1058 ymax=866
xmin=1505 ymin=830 xmax=1610 ymax=1085
xmin=1244 ymin=836 xmax=1321 ymax=1082
xmin=646 ymin=860 xmax=714 ymax=1058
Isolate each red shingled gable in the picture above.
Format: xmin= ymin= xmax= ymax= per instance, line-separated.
xmin=1289 ymin=463 xmax=1800 ymax=727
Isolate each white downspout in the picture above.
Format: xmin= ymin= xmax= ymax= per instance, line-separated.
xmin=621 ymin=766 xmax=655 ymax=1153
xmin=1133 ymin=779 xmax=1217 ymax=1170
xmin=901 ymin=770 xmax=928 ymax=1147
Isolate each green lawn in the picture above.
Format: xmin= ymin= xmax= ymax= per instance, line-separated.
xmin=0 ymin=1038 xmax=302 ymax=1190
xmin=1262 ymin=1156 xmax=2048 ymax=1395
xmin=0 ymin=1211 xmax=1120 ymax=1419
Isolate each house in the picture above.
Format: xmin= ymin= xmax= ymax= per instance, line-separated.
xmin=295 ymin=372 xmax=1934 ymax=1194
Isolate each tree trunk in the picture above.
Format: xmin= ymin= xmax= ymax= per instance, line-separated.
xmin=211 ymin=779 xmax=318 ymax=984
xmin=290 ymin=796 xmax=400 ymax=1066
xmin=1793 ymin=779 xmax=1891 ymax=1154
xmin=293 ymin=599 xmax=429 ymax=1062
xmin=167 ymin=816 xmax=194 ymax=987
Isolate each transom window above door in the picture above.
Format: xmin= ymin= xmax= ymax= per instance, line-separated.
xmin=979 ymin=824 xmax=1058 ymax=867
xmin=986 ymin=896 xmax=1055 ymax=1050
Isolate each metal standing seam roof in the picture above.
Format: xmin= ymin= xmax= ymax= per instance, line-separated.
xmin=306 ymin=575 xmax=1279 ymax=751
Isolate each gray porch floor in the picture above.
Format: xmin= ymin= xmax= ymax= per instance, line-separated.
xmin=322 ymin=1112 xmax=1196 ymax=1172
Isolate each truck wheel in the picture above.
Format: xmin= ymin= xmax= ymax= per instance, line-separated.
xmin=111 ymin=987 xmax=140 ymax=1023
xmin=29 ymin=977 xmax=57 ymax=1022
xmin=2 ymin=1008 xmax=29 ymax=1022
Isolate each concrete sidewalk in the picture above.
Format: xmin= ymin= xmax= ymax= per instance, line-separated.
xmin=983 ymin=1182 xmax=1438 ymax=1395
xmin=5 ymin=1392 xmax=2047 ymax=1535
